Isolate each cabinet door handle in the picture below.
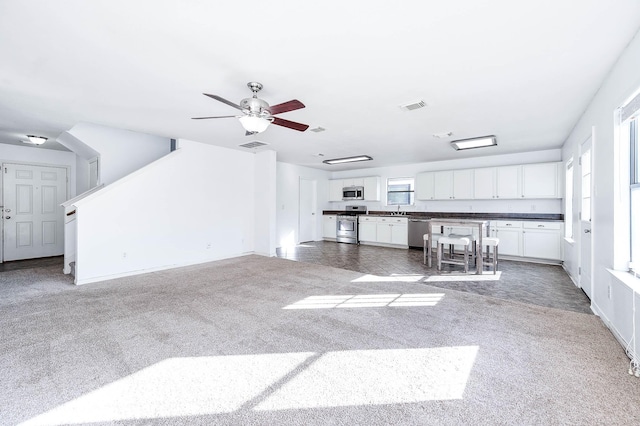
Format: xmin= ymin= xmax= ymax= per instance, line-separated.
xmin=538 ymin=225 xmax=544 ymax=228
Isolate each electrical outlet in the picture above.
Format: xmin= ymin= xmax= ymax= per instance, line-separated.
xmin=122 ymin=252 xmax=127 ymax=259
xmin=206 ymin=243 xmax=211 ymax=249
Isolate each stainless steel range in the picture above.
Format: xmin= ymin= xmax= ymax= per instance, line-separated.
xmin=336 ymin=205 xmax=367 ymax=244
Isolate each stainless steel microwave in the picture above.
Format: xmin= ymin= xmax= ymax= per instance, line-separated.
xmin=342 ymin=186 xmax=364 ymax=200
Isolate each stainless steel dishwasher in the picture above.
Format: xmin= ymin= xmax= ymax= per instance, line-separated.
xmin=408 ymin=218 xmax=430 ymax=248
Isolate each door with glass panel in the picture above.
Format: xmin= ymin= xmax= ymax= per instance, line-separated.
xmin=579 ymin=137 xmax=592 ymax=299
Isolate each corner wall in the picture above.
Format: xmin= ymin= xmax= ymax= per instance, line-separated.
xmin=68 ymin=122 xmax=171 ymax=186
xmin=561 ymin=28 xmax=640 ymax=344
xmin=73 ymin=139 xmax=260 ymax=284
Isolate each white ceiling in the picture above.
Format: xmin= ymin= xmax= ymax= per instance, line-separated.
xmin=1 ymin=1 xmax=639 ymax=171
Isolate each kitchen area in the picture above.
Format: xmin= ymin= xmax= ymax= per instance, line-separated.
xmin=321 ymin=160 xmax=565 ymax=267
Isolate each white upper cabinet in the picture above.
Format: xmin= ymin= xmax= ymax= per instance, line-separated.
xmin=473 ymin=167 xmax=497 ymax=199
xmin=452 ymin=169 xmax=474 ymax=200
xmin=344 ymin=178 xmax=364 ymax=187
xmin=522 ymin=163 xmax=562 ymax=198
xmin=434 ymin=171 xmax=454 ymax=199
xmin=496 ymin=165 xmax=521 ymax=199
xmin=415 ymin=172 xmax=435 ymax=200
xmin=362 ymin=176 xmax=380 ymax=201
xmin=415 ymin=161 xmax=561 ymax=201
xmin=329 ymin=179 xmax=344 ymax=202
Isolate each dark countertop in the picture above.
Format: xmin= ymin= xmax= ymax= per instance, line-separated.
xmin=323 ymin=210 xmax=563 ymax=221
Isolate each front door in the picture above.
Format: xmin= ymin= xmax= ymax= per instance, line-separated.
xmin=2 ymin=163 xmax=67 ymax=261
xmin=579 ymin=137 xmax=592 ymax=299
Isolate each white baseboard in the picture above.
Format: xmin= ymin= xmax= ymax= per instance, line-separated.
xmin=74 ymin=252 xmax=255 ymax=285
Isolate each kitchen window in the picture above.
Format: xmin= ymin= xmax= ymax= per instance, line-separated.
xmin=387 ymin=177 xmax=414 ymax=206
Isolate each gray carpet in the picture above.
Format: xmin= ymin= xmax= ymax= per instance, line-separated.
xmin=1 ymin=255 xmax=639 ymax=425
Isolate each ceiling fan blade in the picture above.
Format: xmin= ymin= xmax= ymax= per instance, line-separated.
xmin=272 ymin=117 xmax=309 ymax=132
xmin=269 ymin=99 xmax=305 ymax=115
xmin=203 ymin=93 xmax=243 ymax=110
xmin=191 ymin=115 xmax=237 ymax=120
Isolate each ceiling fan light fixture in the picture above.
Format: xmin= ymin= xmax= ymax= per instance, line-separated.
xmin=450 ymin=135 xmax=497 ymax=151
xmin=322 ymin=155 xmax=373 ymax=165
xmin=238 ymin=115 xmax=271 ymax=133
xmin=25 ymin=135 xmax=48 ymax=145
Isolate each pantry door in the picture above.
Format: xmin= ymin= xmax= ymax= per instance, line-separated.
xmin=2 ymin=163 xmax=67 ymax=261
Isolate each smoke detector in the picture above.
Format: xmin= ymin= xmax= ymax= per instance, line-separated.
xmin=433 ymin=132 xmax=453 ymax=138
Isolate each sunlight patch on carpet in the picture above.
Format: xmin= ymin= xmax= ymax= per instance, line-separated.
xmin=21 ymin=347 xmax=478 ymax=424
xmin=282 ymin=293 xmax=445 ymax=309
xmin=255 ymin=346 xmax=479 ymax=410
xmin=20 ymin=353 xmax=314 ymax=425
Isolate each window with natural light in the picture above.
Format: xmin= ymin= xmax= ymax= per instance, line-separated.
xmin=620 ymin=90 xmax=640 ymax=276
xmin=630 ymin=117 xmax=639 ymax=274
xmin=565 ymin=158 xmax=574 ymax=239
xmin=387 ymin=177 xmax=414 ymax=206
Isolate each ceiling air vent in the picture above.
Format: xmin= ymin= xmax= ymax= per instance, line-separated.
xmin=399 ymin=100 xmax=427 ymax=111
xmin=239 ymin=141 xmax=269 ymax=149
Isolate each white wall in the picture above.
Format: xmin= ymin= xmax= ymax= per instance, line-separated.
xmin=561 ymin=29 xmax=640 ymax=346
xmin=73 ymin=139 xmax=260 ymax=284
xmin=68 ymin=122 xmax=171 ymax=186
xmin=255 ymin=150 xmax=277 ymax=256
xmin=328 ymin=149 xmax=563 ymax=214
xmin=276 ymin=162 xmax=331 ymax=248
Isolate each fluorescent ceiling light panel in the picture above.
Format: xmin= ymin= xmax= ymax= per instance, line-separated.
xmin=450 ymin=136 xmax=496 ymax=151
xmin=322 ymin=155 xmax=373 ymax=165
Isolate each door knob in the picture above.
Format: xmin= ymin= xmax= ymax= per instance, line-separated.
xmin=584 ymin=229 xmax=591 ymax=233
xmin=5 ymin=216 xmax=10 ymax=219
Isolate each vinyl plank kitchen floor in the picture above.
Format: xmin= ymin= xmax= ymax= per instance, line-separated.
xmin=276 ymin=241 xmax=592 ymax=314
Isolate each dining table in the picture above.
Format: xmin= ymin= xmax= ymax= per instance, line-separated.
xmin=426 ymin=218 xmax=491 ymax=274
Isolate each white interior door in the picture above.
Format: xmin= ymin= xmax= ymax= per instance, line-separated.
xmin=299 ymin=178 xmax=316 ymax=243
xmin=2 ymin=163 xmax=67 ymax=261
xmin=579 ymin=137 xmax=592 ymax=299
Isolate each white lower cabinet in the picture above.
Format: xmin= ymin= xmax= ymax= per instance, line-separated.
xmin=492 ymin=220 xmax=563 ymax=261
xmin=522 ymin=221 xmax=562 ymax=260
xmin=358 ymin=216 xmax=377 ymax=242
xmin=493 ymin=221 xmax=522 ymax=256
xmin=359 ymin=216 xmax=408 ymax=247
xmin=323 ymin=215 xmax=337 ymax=239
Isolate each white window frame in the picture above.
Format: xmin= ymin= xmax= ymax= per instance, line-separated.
xmin=387 ymin=177 xmax=415 ymax=206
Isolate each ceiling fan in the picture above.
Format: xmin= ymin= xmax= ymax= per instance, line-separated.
xmin=192 ymin=82 xmax=309 ymax=135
